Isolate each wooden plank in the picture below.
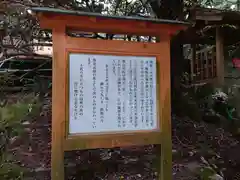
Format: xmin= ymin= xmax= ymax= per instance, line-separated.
xmin=196 ymin=54 xmax=200 ymax=81
xmin=0 ymin=2 xmax=6 ymax=13
xmin=212 ymin=48 xmax=215 ymax=78
xmin=191 ymin=44 xmax=196 ymax=83
xmin=195 ymin=15 xmax=222 ymax=21
xmin=206 ymin=51 xmax=210 ymax=79
xmin=51 ymin=26 xmax=66 ymax=180
xmin=64 ymin=132 xmax=162 ymax=151
xmin=65 ymin=36 xmax=161 ymax=54
xmin=200 ymin=52 xmax=203 ymax=81
xmin=194 ymin=7 xmax=223 ymax=21
xmin=216 ymin=26 xmax=224 ymax=86
xmin=158 ymin=37 xmax=172 ymax=180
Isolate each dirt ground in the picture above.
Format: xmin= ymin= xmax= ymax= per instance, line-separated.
xmin=6 ymin=94 xmax=240 ymax=180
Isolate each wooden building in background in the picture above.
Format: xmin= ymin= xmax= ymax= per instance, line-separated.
xmin=179 ymin=7 xmax=240 ymax=87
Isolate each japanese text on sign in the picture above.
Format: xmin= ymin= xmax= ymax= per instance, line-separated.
xmin=69 ymin=53 xmax=158 ymax=134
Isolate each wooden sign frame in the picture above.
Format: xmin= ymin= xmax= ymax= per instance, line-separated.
xmin=32 ymin=7 xmax=188 ymax=180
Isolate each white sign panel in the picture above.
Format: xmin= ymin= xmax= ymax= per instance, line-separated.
xmin=69 ymin=53 xmax=157 ymax=134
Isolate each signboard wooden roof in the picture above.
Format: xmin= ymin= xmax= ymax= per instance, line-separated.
xmin=31 ymin=7 xmax=189 ymax=36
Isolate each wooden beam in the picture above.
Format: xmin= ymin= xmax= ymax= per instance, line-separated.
xmin=0 ymin=2 xmax=6 ymax=13
xmin=38 ymin=13 xmax=187 ymax=37
xmin=191 ymin=44 xmax=196 ymax=83
xmin=195 ymin=15 xmax=223 ymax=21
xmin=215 ymin=26 xmax=224 ymax=86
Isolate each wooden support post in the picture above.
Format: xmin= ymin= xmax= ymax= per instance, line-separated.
xmin=211 ymin=47 xmax=216 ymax=78
xmin=51 ymin=26 xmax=66 ymax=180
xmin=216 ymin=26 xmax=224 ymax=86
xmin=191 ymin=44 xmax=196 ymax=83
xmin=159 ymin=36 xmax=172 ymax=180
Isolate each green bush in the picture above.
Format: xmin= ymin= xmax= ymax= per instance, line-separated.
xmin=0 ymin=94 xmax=41 ymax=180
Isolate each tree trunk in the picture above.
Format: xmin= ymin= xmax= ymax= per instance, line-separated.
xmin=170 ymin=36 xmax=184 ymax=91
xmin=150 ymin=0 xmax=185 ymax=87
xmin=150 ymin=0 xmax=185 ymax=111
xmin=150 ymin=0 xmax=184 ymax=20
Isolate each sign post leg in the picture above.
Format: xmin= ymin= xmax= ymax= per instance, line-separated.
xmin=51 ymin=26 xmax=66 ymax=180
xmin=158 ymin=39 xmax=172 ymax=180
xmin=51 ymin=128 xmax=64 ymax=180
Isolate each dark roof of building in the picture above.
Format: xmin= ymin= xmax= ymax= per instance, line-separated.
xmin=189 ymin=6 xmax=240 ymax=25
xmin=175 ymin=7 xmax=240 ymax=45
xmin=31 ymin=7 xmax=190 ymax=26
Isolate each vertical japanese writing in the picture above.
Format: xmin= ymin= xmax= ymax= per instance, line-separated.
xmin=145 ymin=61 xmax=149 ymax=126
xmin=69 ymin=54 xmax=157 ymax=134
xmin=128 ymin=60 xmax=134 ymax=125
xmin=112 ymin=60 xmax=116 ymax=75
xmin=100 ymin=82 xmax=104 ymax=123
xmin=117 ymin=60 xmax=122 ymax=128
xmin=117 ymin=60 xmax=121 ymax=96
xmin=79 ymin=64 xmax=84 ymax=117
xmin=88 ymin=57 xmax=91 ymax=67
xmin=140 ymin=61 xmax=145 ymax=125
xmin=133 ymin=60 xmax=138 ymax=127
xmin=105 ymin=64 xmax=109 ymax=112
xmin=149 ymin=60 xmax=154 ymax=127
xmin=92 ymin=58 xmax=97 ymax=128
xmin=121 ymin=60 xmax=126 ymax=127
xmin=73 ymin=81 xmax=78 ymax=120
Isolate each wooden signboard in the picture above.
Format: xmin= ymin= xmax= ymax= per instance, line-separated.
xmin=32 ymin=7 xmax=188 ymax=180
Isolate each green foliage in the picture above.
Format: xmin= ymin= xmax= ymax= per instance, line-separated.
xmin=194 ymin=84 xmax=215 ymax=101
xmin=0 ymin=72 xmax=15 ymax=87
xmin=0 ymin=155 xmax=25 ymax=180
xmin=199 ymin=166 xmax=216 ymax=180
xmin=0 ymin=94 xmax=42 ymax=180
